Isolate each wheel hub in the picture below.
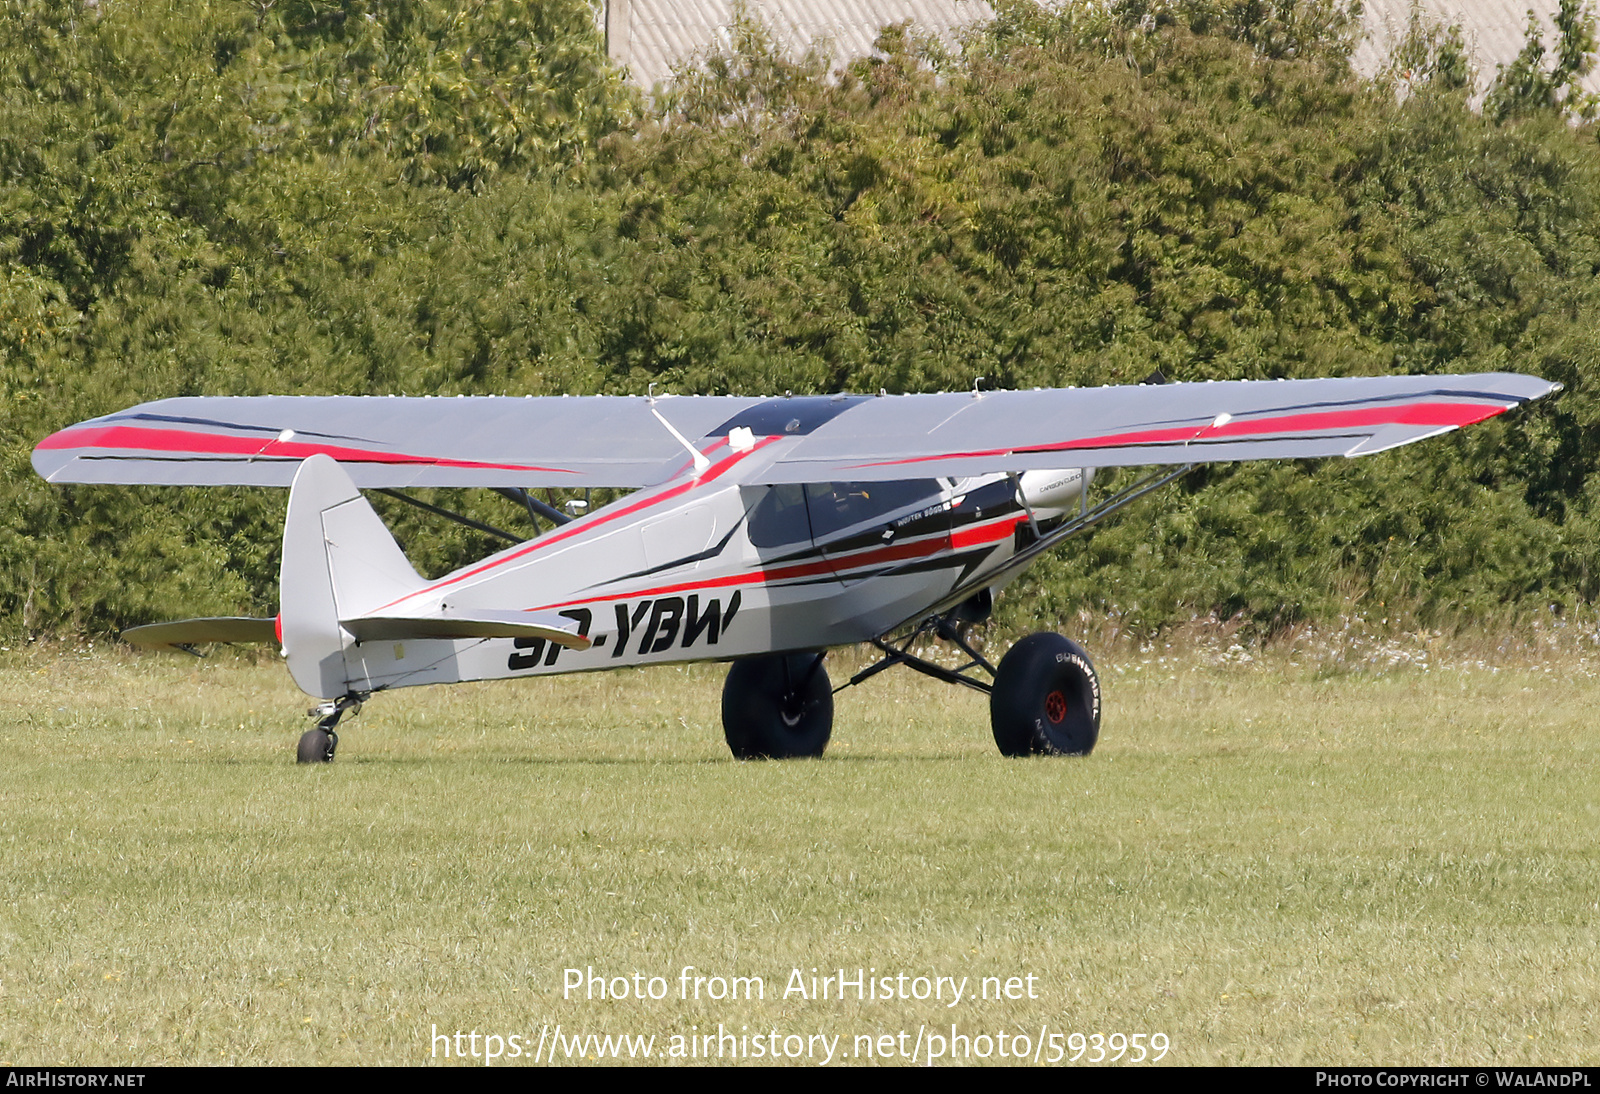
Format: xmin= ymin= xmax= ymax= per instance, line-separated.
xmin=1044 ymin=689 xmax=1068 ymax=724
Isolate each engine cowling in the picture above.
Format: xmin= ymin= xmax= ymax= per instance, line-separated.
xmin=1014 ymin=467 xmax=1094 ymax=519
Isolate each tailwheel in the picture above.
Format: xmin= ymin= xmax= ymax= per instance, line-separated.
xmin=295 ymin=692 xmax=365 ymax=764
xmin=297 ymin=727 xmax=337 ymax=764
xmin=989 ymin=632 xmax=1101 ymax=756
xmin=721 ymin=653 xmax=833 ymax=759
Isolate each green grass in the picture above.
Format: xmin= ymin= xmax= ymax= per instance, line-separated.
xmin=0 ymin=638 xmax=1595 ymax=1065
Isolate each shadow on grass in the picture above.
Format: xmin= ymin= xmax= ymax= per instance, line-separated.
xmin=294 ymin=751 xmax=1005 ymax=768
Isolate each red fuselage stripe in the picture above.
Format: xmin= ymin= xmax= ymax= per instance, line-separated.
xmin=527 ymin=513 xmax=1022 ymax=613
xmin=951 ymin=514 xmax=1024 ymax=550
xmin=370 ymin=436 xmax=781 ymax=614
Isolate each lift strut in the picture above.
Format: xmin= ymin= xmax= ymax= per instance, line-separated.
xmin=839 ymin=463 xmax=1197 ymax=696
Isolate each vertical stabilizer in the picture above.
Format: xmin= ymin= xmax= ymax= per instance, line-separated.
xmin=280 ymin=454 xmax=425 ymax=698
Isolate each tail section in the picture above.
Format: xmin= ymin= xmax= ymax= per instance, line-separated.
xmin=281 ymin=454 xmax=426 ymax=699
xmin=279 ymin=454 xmax=592 ymax=699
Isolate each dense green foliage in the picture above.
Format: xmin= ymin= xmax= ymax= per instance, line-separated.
xmin=3 ymin=0 xmax=1599 ymax=639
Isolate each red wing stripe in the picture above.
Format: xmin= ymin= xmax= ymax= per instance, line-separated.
xmin=37 ymin=424 xmax=574 ymax=475
xmin=848 ymin=400 xmax=1510 ymax=469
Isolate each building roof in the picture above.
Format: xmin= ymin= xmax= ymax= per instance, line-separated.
xmin=603 ymin=0 xmax=1600 ymax=99
xmin=604 ymin=0 xmax=996 ymax=88
xmin=1352 ymin=0 xmax=1600 ymax=97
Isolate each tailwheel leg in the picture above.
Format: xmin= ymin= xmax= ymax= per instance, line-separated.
xmin=296 ymin=692 xmax=366 ymax=764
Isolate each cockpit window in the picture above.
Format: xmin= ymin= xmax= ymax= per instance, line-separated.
xmin=747 ymin=483 xmax=814 ymax=548
xmin=803 ymin=480 xmax=941 ymax=540
xmin=749 ymin=480 xmax=943 ymax=548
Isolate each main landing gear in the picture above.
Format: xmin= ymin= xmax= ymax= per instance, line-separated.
xmin=721 ymin=653 xmax=833 ymax=759
xmin=989 ymin=632 xmax=1101 ymax=756
xmin=718 ymin=610 xmax=1101 ymax=761
xmin=296 ymin=692 xmax=367 ymax=764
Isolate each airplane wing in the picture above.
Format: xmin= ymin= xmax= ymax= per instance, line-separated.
xmin=32 ymin=373 xmax=1556 ymax=489
xmin=31 ymin=394 xmax=770 ymax=488
xmin=743 ymin=372 xmax=1559 ymax=483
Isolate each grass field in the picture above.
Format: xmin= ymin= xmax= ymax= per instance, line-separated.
xmin=0 ymin=627 xmax=1595 ymax=1066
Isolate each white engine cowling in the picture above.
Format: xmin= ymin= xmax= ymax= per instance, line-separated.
xmin=1014 ymin=467 xmax=1094 ymax=518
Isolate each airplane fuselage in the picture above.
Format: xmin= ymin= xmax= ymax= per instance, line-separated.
xmin=331 ymin=435 xmax=1085 ymax=695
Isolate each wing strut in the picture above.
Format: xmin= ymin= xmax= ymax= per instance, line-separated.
xmin=494 ymin=487 xmax=572 ymax=529
xmin=922 ymin=463 xmax=1197 ymax=619
xmin=373 ymin=488 xmax=525 ymax=544
xmin=836 ymin=463 xmax=1198 ymax=699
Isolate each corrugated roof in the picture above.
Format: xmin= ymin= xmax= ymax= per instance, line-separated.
xmin=603 ymin=1 xmax=1600 ymax=98
xmin=604 ymin=0 xmax=997 ymax=88
xmin=1352 ymin=0 xmax=1600 ymax=96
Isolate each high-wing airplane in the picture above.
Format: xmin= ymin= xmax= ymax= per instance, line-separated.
xmin=32 ymin=373 xmax=1557 ymax=763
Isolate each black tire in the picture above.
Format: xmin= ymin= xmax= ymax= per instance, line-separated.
xmin=721 ymin=654 xmax=833 ymax=759
xmin=989 ymin=633 xmax=1101 ymax=756
xmin=297 ymin=727 xmax=335 ymax=764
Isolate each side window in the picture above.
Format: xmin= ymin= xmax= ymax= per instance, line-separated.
xmin=803 ymin=480 xmax=941 ymax=540
xmin=747 ymin=484 xmax=813 ymax=548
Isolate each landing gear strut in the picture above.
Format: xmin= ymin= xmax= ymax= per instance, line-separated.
xmin=837 ymin=608 xmax=1102 ymax=758
xmin=819 ymin=463 xmax=1191 ymax=758
xmin=296 ymin=692 xmax=367 ymax=764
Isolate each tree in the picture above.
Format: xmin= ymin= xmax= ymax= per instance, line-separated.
xmin=1487 ymin=0 xmax=1599 ymax=121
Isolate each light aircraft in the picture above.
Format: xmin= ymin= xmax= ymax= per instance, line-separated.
xmin=32 ymin=373 xmax=1556 ymax=763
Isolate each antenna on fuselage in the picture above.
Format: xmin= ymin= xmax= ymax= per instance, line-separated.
xmin=647 ymin=384 xmax=711 ymax=475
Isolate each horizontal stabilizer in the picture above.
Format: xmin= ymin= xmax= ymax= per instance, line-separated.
xmin=341 ymin=610 xmax=592 ymax=649
xmin=123 ymin=617 xmax=277 ymax=650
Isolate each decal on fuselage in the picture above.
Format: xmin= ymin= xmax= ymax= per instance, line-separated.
xmin=612 ymin=590 xmax=742 ymax=657
xmin=505 ymin=592 xmax=742 ymax=671
xmin=508 ymin=608 xmax=593 ymax=670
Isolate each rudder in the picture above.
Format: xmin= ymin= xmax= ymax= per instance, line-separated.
xmin=280 ymin=454 xmax=425 ymax=698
